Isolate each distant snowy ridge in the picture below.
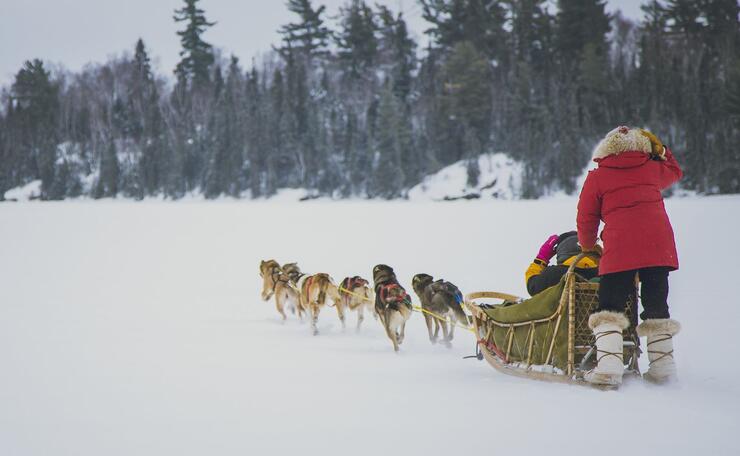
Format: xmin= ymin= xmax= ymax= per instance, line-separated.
xmin=4 ymin=180 xmax=42 ymax=202
xmin=408 ymin=153 xmax=523 ymax=201
xmin=2 ymin=152 xmax=526 ymax=202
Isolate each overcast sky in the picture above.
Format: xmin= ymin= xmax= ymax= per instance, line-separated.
xmin=0 ymin=0 xmax=645 ymax=87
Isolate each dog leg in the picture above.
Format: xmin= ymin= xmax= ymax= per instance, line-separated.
xmin=311 ymin=303 xmax=320 ymax=336
xmin=390 ymin=330 xmax=399 ymax=352
xmin=399 ymin=320 xmax=407 ymax=345
xmin=282 ymin=288 xmax=296 ymax=316
xmin=386 ymin=323 xmax=397 ymax=351
xmin=289 ymin=295 xmax=296 ymax=315
xmin=356 ymin=305 xmax=364 ymax=332
xmin=424 ymin=314 xmax=436 ymax=344
xmin=448 ymin=314 xmax=456 ymax=342
xmin=433 ymin=319 xmax=441 ymax=341
xmin=384 ymin=309 xmax=400 ymax=352
xmin=336 ymin=302 xmax=346 ymax=330
xmin=275 ymin=292 xmax=287 ymax=321
xmin=440 ymin=320 xmax=452 ymax=348
xmin=299 ymin=298 xmax=307 ymax=322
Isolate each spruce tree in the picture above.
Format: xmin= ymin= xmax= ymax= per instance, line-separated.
xmin=377 ymin=7 xmax=417 ymax=103
xmin=439 ymin=41 xmax=492 ymax=163
xmin=171 ymin=0 xmax=218 ymax=194
xmin=554 ymin=0 xmax=611 ymax=172
xmin=555 ymin=0 xmax=611 ymax=61
xmin=130 ymin=39 xmax=165 ymax=195
xmin=504 ymin=0 xmax=554 ymax=183
xmin=371 ymin=83 xmax=405 ymax=198
xmin=336 ymin=0 xmax=378 ymax=79
xmin=278 ymin=0 xmax=331 ymax=62
xmin=508 ymin=0 xmax=553 ymax=69
xmin=205 ymin=56 xmax=245 ymax=198
xmin=11 ymin=59 xmax=60 ymax=199
xmin=95 ymin=138 xmax=120 ymax=198
xmin=420 ymin=0 xmax=508 ymax=62
xmin=174 ymin=0 xmax=216 ymax=87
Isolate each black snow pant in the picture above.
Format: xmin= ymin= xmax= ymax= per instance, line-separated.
xmin=597 ymin=267 xmax=672 ymax=320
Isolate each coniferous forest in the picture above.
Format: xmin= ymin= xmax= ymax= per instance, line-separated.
xmin=1 ymin=0 xmax=739 ymax=201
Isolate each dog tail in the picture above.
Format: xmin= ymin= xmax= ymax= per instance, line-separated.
xmin=450 ymin=298 xmax=469 ymax=327
xmin=317 ymin=274 xmax=330 ymax=306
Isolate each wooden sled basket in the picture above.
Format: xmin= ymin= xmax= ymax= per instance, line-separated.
xmin=464 ymin=254 xmax=640 ymax=388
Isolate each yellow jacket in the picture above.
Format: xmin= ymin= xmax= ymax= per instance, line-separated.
xmin=525 ymin=254 xmax=600 ymax=284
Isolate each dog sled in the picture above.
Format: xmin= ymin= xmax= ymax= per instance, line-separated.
xmin=464 ymin=254 xmax=640 ymax=389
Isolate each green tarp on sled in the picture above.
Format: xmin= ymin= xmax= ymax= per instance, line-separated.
xmin=480 ymin=278 xmax=573 ymax=370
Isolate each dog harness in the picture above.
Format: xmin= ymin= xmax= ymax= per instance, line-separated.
xmin=431 ymin=279 xmax=464 ymax=305
xmin=378 ymin=283 xmax=412 ymax=306
xmin=339 ymin=276 xmax=369 ymax=305
xmin=341 ymin=276 xmax=368 ymax=292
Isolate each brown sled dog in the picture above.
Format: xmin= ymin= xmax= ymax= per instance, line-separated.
xmin=412 ymin=274 xmax=468 ymax=346
xmin=282 ymin=263 xmax=344 ymax=335
xmin=338 ymin=276 xmax=376 ymax=331
xmin=260 ymin=260 xmax=300 ymax=321
xmin=373 ymin=265 xmax=413 ymax=352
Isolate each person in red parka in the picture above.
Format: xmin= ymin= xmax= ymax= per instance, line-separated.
xmin=577 ymin=126 xmax=682 ymax=386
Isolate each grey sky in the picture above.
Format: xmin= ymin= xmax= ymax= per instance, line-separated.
xmin=0 ymin=0 xmax=645 ymax=87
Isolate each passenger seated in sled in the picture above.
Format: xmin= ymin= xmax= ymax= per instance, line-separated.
xmin=525 ymin=231 xmax=600 ymax=296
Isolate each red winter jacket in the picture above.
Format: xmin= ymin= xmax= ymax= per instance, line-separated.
xmin=577 ymin=148 xmax=682 ymax=275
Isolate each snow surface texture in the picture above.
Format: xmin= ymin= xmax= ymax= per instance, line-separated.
xmin=1 ymin=198 xmax=739 ymax=456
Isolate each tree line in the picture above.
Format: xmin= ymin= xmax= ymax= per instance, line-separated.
xmin=1 ymin=0 xmax=739 ymax=201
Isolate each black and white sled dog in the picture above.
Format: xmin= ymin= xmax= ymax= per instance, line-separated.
xmin=372 ymin=264 xmax=413 ymax=352
xmin=412 ymin=274 xmax=468 ymax=347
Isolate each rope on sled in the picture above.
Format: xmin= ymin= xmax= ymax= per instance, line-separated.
xmin=338 ymin=286 xmax=474 ymax=334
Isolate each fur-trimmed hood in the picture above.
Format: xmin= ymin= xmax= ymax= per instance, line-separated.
xmin=593 ymin=126 xmax=652 ymax=161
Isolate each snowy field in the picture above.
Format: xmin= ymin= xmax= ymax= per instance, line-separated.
xmin=1 ymin=197 xmax=739 ymax=456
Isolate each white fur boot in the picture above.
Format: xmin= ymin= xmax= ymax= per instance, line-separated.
xmin=637 ymin=318 xmax=681 ymax=384
xmin=584 ymin=311 xmax=630 ymax=386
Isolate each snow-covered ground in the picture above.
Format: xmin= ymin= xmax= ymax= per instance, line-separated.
xmin=1 ymin=197 xmax=739 ymax=456
xmin=408 ymin=153 xmax=523 ymax=200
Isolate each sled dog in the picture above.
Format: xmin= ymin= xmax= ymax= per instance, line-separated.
xmin=412 ymin=274 xmax=468 ymax=346
xmin=282 ymin=263 xmax=343 ymax=335
xmin=372 ymin=264 xmax=413 ymax=352
xmin=260 ymin=260 xmax=300 ymax=321
xmin=338 ymin=276 xmax=376 ymax=331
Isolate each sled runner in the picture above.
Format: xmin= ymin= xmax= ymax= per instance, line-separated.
xmin=464 ymin=254 xmax=640 ymax=389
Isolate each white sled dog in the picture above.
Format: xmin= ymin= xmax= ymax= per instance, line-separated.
xmin=338 ymin=276 xmax=376 ymax=331
xmin=259 ymin=260 xmax=300 ymax=321
xmin=282 ymin=263 xmax=344 ymax=335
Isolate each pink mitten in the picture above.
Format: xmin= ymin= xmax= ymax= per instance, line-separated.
xmin=536 ymin=234 xmax=559 ymax=263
